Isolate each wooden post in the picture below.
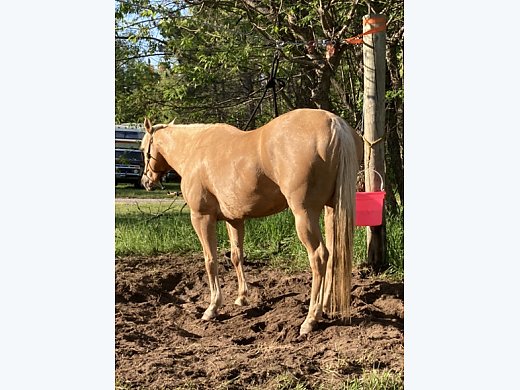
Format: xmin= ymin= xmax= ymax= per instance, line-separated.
xmin=363 ymin=14 xmax=387 ymax=272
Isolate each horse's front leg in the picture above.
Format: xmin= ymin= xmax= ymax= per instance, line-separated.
xmin=190 ymin=212 xmax=222 ymax=320
xmin=226 ymin=220 xmax=249 ymax=306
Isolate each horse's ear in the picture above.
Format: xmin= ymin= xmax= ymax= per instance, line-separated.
xmin=144 ymin=118 xmax=153 ymax=134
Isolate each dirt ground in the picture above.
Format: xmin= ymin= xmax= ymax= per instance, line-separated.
xmin=116 ymin=254 xmax=404 ymax=389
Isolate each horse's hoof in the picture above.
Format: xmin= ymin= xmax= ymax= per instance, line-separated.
xmin=234 ymin=297 xmax=249 ymax=306
xmin=202 ymin=309 xmax=217 ymax=321
xmin=299 ymin=320 xmax=316 ymax=335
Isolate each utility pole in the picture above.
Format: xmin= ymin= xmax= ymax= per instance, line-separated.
xmin=362 ymin=14 xmax=387 ymax=272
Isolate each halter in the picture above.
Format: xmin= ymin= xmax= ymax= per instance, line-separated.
xmin=143 ymin=130 xmax=167 ymax=189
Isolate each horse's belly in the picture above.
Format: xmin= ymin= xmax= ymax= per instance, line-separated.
xmin=245 ymin=192 xmax=288 ymax=218
xmin=217 ymin=184 xmax=288 ymax=220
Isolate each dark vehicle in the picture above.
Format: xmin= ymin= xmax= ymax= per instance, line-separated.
xmin=115 ymin=148 xmax=144 ymax=188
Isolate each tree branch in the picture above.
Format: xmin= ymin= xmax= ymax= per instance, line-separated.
xmin=116 ymin=34 xmax=169 ymax=46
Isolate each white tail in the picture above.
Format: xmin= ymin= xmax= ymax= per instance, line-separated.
xmin=324 ymin=116 xmax=358 ymax=318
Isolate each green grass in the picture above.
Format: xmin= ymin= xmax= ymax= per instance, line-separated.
xmin=385 ymin=207 xmax=404 ymax=278
xmin=340 ymin=369 xmax=403 ymax=390
xmin=115 ymin=202 xmax=199 ymax=255
xmin=256 ymin=369 xmax=403 ymax=390
xmin=115 ymin=182 xmax=181 ymax=198
xmin=115 ymin=200 xmax=403 ymax=276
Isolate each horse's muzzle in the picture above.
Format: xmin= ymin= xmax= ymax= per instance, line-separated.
xmin=141 ymin=174 xmax=165 ymax=191
xmin=141 ymin=175 xmax=156 ymax=191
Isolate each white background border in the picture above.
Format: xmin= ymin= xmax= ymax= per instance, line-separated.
xmin=405 ymin=1 xmax=520 ymax=388
xmin=1 ymin=1 xmax=114 ymax=388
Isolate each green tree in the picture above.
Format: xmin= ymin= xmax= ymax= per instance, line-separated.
xmin=115 ymin=39 xmax=161 ymax=123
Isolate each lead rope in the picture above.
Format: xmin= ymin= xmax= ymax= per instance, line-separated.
xmin=242 ymin=50 xmax=285 ymax=131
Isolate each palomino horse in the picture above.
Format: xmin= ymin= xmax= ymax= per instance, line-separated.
xmin=140 ymin=108 xmax=362 ymax=335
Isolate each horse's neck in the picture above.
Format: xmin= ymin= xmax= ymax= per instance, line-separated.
xmin=156 ymin=125 xmax=207 ymax=176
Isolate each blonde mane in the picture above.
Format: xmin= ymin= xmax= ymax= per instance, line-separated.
xmin=171 ymin=123 xmax=219 ymax=131
xmin=152 ymin=122 xmax=220 ymax=134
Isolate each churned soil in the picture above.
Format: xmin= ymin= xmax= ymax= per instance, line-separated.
xmin=115 ymin=254 xmax=404 ymax=389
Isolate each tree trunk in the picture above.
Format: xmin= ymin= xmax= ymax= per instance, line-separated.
xmin=310 ymin=63 xmax=333 ymax=110
xmin=309 ymin=45 xmax=344 ymax=111
xmin=241 ymin=71 xmax=256 ymax=129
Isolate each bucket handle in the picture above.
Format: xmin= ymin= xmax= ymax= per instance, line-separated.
xmin=358 ymin=168 xmax=384 ymax=191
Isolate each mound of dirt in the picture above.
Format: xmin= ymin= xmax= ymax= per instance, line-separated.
xmin=116 ymin=254 xmax=404 ymax=389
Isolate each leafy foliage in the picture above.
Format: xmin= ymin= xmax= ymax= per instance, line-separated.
xmin=116 ymin=1 xmax=402 ymax=125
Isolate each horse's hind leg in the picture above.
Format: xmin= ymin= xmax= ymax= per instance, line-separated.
xmin=292 ymin=207 xmax=328 ymax=335
xmin=226 ymin=220 xmax=249 ymax=306
xmin=190 ymin=212 xmax=222 ymax=320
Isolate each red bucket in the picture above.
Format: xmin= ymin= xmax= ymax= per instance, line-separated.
xmin=355 ymin=191 xmax=386 ymax=226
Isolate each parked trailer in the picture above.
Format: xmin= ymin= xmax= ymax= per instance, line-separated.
xmin=115 ymin=125 xmax=145 ymax=187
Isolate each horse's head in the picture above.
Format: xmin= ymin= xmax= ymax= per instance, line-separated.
xmin=140 ymin=118 xmax=170 ymax=191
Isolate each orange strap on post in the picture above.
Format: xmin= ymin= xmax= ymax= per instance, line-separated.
xmin=345 ymin=16 xmax=387 ymax=45
xmin=363 ymin=16 xmax=387 ymax=25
